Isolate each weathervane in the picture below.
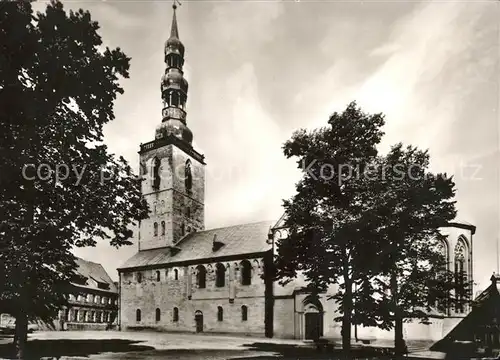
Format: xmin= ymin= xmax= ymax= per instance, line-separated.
xmin=173 ymin=0 xmax=181 ymax=10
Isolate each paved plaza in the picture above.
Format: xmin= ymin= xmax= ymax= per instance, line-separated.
xmin=0 ymin=331 xmax=444 ymax=359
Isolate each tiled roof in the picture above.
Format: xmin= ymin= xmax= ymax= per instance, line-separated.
xmin=73 ymin=257 xmax=118 ymax=293
xmin=118 ymin=221 xmax=274 ymax=270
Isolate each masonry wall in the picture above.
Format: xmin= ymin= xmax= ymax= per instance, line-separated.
xmin=273 ymin=298 xmax=295 ymax=339
xmin=138 ymin=144 xmax=205 ymax=250
xmin=120 ymin=257 xmax=266 ymax=335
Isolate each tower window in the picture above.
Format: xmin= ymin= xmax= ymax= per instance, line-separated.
xmin=196 ymin=265 xmax=206 ymax=289
xmin=241 ymin=260 xmax=252 ymax=286
xmin=161 ymin=221 xmax=166 ymax=236
xmin=181 ymin=223 xmax=185 ymax=236
xmin=241 ymin=305 xmax=248 ymax=321
xmin=155 ymin=308 xmax=161 ymax=322
xmin=174 ymin=269 xmax=179 ymax=281
xmin=217 ymin=306 xmax=223 ymax=322
xmin=156 ymin=271 xmax=160 ymax=282
xmin=186 ymin=207 xmax=191 ymax=218
xmin=215 ymin=263 xmax=226 ymax=288
xmin=154 ymin=222 xmax=158 ymax=237
xmin=173 ymin=307 xmax=179 ymax=322
xmin=185 ymin=160 xmax=192 ymax=192
xmin=152 ymin=157 xmax=161 ymax=189
xmin=137 ymin=272 xmax=142 ymax=283
xmin=136 ymin=309 xmax=141 ymax=322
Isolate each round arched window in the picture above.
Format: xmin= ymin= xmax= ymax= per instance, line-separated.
xmin=185 ymin=160 xmax=192 ymax=192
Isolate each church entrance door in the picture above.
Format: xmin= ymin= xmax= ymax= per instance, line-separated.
xmin=195 ymin=311 xmax=203 ymax=333
xmin=305 ymin=312 xmax=322 ymax=340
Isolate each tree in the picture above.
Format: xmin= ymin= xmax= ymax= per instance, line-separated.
xmin=364 ymin=144 xmax=467 ymax=356
xmin=0 ymin=1 xmax=148 ymax=358
xmin=274 ymin=102 xmax=386 ymax=355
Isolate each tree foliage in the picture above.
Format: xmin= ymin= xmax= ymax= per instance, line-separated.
xmin=0 ymin=1 xmax=148 ymax=357
xmin=275 ymin=102 xmax=468 ymax=355
xmin=275 ymin=101 xmax=386 ymax=353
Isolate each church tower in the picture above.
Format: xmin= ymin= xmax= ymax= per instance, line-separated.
xmin=138 ymin=3 xmax=205 ymax=251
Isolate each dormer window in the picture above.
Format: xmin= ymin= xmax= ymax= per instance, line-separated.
xmin=212 ymin=234 xmax=224 ymax=252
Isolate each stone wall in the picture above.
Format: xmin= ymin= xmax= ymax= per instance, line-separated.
xmin=120 ymin=257 xmax=267 ymax=335
xmin=273 ymin=298 xmax=295 ymax=338
xmin=138 ymin=144 xmax=205 ymax=250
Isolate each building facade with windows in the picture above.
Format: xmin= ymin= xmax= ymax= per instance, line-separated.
xmin=118 ymin=4 xmax=476 ymax=341
xmin=57 ymin=257 xmax=119 ymax=331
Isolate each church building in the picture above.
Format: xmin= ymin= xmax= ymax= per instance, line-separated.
xmin=118 ymin=4 xmax=476 ymax=342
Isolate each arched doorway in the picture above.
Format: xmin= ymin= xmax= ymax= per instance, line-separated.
xmin=303 ymin=299 xmax=324 ymax=340
xmin=194 ymin=310 xmax=203 ymax=333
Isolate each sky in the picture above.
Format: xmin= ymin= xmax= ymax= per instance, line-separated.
xmin=33 ymin=0 xmax=499 ymax=292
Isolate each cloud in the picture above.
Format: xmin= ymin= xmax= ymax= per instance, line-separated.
xmin=204 ymin=62 xmax=299 ymax=228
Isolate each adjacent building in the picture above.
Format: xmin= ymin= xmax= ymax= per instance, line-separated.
xmin=58 ymin=257 xmax=119 ymax=330
xmin=0 ymin=257 xmax=118 ymax=331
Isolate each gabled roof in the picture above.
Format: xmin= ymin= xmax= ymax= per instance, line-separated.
xmin=118 ymin=221 xmax=274 ymax=270
xmin=431 ymin=273 xmax=500 ymax=351
xmin=73 ymin=257 xmax=118 ymax=293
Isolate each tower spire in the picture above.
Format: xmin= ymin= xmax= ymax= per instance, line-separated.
xmin=170 ymin=0 xmax=180 ymax=39
xmin=156 ymin=0 xmax=193 ymax=145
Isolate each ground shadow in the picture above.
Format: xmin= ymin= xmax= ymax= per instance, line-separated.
xmin=0 ymin=339 xmax=155 ymax=360
xmin=231 ymin=342 xmax=399 ymax=359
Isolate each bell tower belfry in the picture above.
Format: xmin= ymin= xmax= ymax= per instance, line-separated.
xmin=138 ymin=2 xmax=205 ymax=251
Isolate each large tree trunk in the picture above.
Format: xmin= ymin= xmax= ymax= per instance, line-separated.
xmin=391 ymin=273 xmax=406 ymax=357
xmin=342 ymin=292 xmax=352 ymax=357
xmin=342 ymin=269 xmax=353 ymax=357
xmin=14 ymin=311 xmax=28 ymax=359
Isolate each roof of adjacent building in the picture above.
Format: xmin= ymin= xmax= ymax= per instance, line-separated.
xmin=73 ymin=257 xmax=118 ymax=293
xmin=118 ymin=220 xmax=275 ymax=270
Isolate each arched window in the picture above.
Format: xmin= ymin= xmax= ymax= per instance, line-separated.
xmin=173 ymin=307 xmax=179 ymax=322
xmin=174 ymin=269 xmax=179 ymax=281
xmin=454 ymin=238 xmax=469 ymax=314
xmin=155 ymin=308 xmax=161 ymax=322
xmin=217 ymin=306 xmax=223 ymax=321
xmin=152 ymin=157 xmax=161 ymax=189
xmin=196 ymin=265 xmax=206 ymax=289
xmin=241 ymin=305 xmax=248 ymax=321
xmin=73 ymin=309 xmax=79 ymax=322
xmin=136 ymin=309 xmax=141 ymax=322
xmin=161 ymin=221 xmax=166 ymax=236
xmin=241 ymin=260 xmax=252 ymax=286
xmin=137 ymin=272 xmax=142 ymax=283
xmin=154 ymin=222 xmax=158 ymax=237
xmin=156 ymin=271 xmax=161 ymax=282
xmin=215 ymin=263 xmax=226 ymax=288
xmin=185 ymin=160 xmax=192 ymax=192
xmin=437 ymin=239 xmax=449 ymax=270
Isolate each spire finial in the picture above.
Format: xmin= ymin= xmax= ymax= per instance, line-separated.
xmin=170 ymin=0 xmax=181 ymax=38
